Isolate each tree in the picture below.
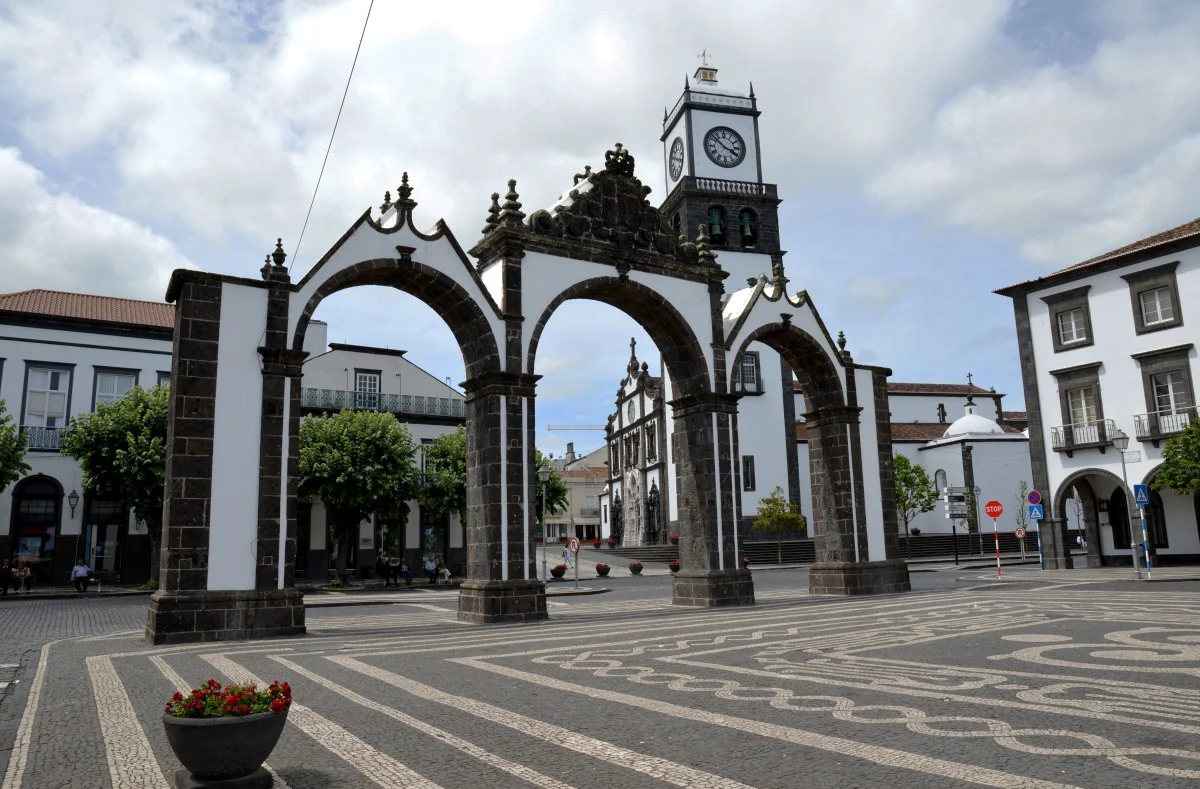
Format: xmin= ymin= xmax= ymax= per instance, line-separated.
xmin=60 ymin=386 xmax=169 ymax=580
xmin=299 ymin=410 xmax=421 ymax=582
xmin=1014 ymin=480 xmax=1031 ymax=535
xmin=535 ymin=449 xmax=569 ymax=529
xmin=752 ymin=486 xmax=807 ymax=563
xmin=0 ymin=399 xmax=30 ymax=495
xmin=893 ymin=455 xmax=938 ymax=544
xmin=1151 ymin=419 xmax=1200 ymax=496
xmin=420 ymin=425 xmax=467 ymax=526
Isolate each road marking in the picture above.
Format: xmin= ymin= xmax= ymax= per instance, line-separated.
xmin=201 ymin=654 xmax=443 ymax=789
xmin=86 ymin=656 xmax=169 ymax=789
xmin=0 ymin=641 xmax=59 ymax=789
xmin=332 ymin=656 xmax=764 ymax=789
xmin=455 ymin=656 xmax=1093 ymax=789
xmin=271 ymin=655 xmax=581 ymax=789
xmin=398 ymin=603 xmax=455 ymax=613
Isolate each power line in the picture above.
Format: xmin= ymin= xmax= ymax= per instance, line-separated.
xmin=289 ymin=0 xmax=375 ymax=273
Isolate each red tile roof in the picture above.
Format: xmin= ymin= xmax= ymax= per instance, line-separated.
xmin=560 ymin=467 xmax=608 ymax=480
xmin=997 ymin=215 xmax=1200 ymax=293
xmin=1002 ymin=410 xmax=1028 ymax=422
xmin=0 ymin=289 xmax=174 ymax=329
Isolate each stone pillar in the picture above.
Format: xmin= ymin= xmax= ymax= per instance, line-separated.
xmin=457 ymin=371 xmax=547 ymax=623
xmin=807 ymin=404 xmax=909 ymax=595
xmin=668 ymin=394 xmax=754 ymax=607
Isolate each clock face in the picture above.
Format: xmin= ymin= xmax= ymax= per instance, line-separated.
xmin=703 ymin=126 xmax=746 ymax=168
xmin=668 ymin=137 xmax=685 ymax=181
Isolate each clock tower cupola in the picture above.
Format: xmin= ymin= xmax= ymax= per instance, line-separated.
xmin=659 ymin=55 xmax=781 ymax=255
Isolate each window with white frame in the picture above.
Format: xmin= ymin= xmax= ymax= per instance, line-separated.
xmin=25 ymin=368 xmax=70 ymax=427
xmin=1152 ymin=370 xmax=1189 ymax=414
xmin=1140 ymin=287 xmax=1175 ymax=327
xmin=740 ymin=354 xmax=758 ymax=388
xmin=1066 ymin=386 xmax=1097 ymax=427
xmin=742 ymin=455 xmax=756 ymax=491
xmin=355 ymin=370 xmax=380 ymax=409
xmin=95 ymin=371 xmax=136 ymax=407
xmin=157 ymin=371 xmax=171 ymax=388
xmin=1056 ymin=308 xmax=1087 ymax=345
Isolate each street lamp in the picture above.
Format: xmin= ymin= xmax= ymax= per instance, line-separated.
xmin=537 ymin=465 xmax=550 ymax=582
xmin=1111 ymin=428 xmax=1141 ymax=580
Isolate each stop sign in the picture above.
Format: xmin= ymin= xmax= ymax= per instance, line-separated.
xmin=984 ymin=500 xmax=1004 ymax=519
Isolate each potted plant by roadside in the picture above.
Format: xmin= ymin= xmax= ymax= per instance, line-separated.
xmin=668 ymin=534 xmax=680 ymax=545
xmin=628 ymin=562 xmax=643 ymax=575
xmin=163 ymin=679 xmax=292 ymax=786
xmin=606 ymin=537 xmax=616 ymax=548
xmin=551 ymin=563 xmax=568 ymax=579
xmin=669 ymin=559 xmax=681 ymax=573
xmin=595 ymin=563 xmax=610 ymax=577
xmin=910 ymin=528 xmax=921 ymax=536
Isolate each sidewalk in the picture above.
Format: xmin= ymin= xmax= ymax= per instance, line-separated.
xmin=0 ymin=584 xmax=152 ymax=601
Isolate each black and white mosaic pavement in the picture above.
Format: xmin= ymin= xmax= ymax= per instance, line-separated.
xmin=2 ymin=567 xmax=1199 ymax=788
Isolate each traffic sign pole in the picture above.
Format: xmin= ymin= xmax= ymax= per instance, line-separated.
xmin=1139 ymin=505 xmax=1153 ymax=580
xmin=983 ymin=501 xmax=1004 ymax=578
xmin=993 ymin=518 xmax=1002 ymax=578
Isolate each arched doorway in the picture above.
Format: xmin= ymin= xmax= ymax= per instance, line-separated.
xmin=1053 ymin=469 xmax=1126 ymax=567
xmin=10 ymin=475 xmax=62 ymax=584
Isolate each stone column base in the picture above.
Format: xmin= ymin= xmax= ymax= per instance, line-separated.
xmin=458 ymin=579 xmax=548 ymax=624
xmin=672 ymin=569 xmax=755 ymax=607
xmin=809 ymin=560 xmax=911 ymax=596
xmin=145 ymin=588 xmax=306 ymax=645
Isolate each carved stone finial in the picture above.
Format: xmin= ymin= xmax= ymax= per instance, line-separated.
xmin=770 ymin=256 xmax=785 ymax=281
xmin=271 ymin=238 xmax=287 ymax=267
xmin=837 ymin=331 xmax=847 ymax=352
xmin=695 ymin=223 xmax=716 ymax=266
xmin=780 ymin=313 xmax=792 ymax=327
xmin=627 ymin=337 xmax=640 ymax=376
xmin=500 ymin=179 xmax=525 ymax=225
xmin=398 ymin=172 xmax=413 ymax=202
xmin=379 ymin=190 xmax=392 ymax=213
xmin=747 ymin=277 xmax=758 ymax=287
xmin=482 ymin=192 xmax=502 ymax=234
xmin=572 ymin=164 xmax=593 ymax=186
xmin=604 ymin=143 xmax=636 ymax=177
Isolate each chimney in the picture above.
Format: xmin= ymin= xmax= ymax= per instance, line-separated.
xmin=566 ymin=442 xmax=576 ymax=464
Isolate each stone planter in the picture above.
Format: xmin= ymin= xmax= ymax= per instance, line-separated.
xmin=550 ymin=567 xmax=566 ymax=579
xmin=595 ymin=565 xmax=610 ymax=577
xmin=669 ymin=562 xmax=681 ymax=574
xmin=163 ymin=709 xmax=288 ymax=786
xmin=629 ymin=563 xmax=643 ymax=575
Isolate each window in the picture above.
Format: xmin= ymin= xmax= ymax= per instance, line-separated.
xmin=645 ymin=422 xmax=657 ymax=459
xmin=1152 ymin=370 xmax=1188 ymax=414
xmin=602 ymin=505 xmax=608 ymax=525
xmin=1066 ymin=386 xmax=1097 ymax=427
xmin=735 ymin=352 xmax=762 ymax=394
xmin=1140 ymin=287 xmax=1175 ymax=326
xmin=94 ymin=370 xmax=136 ymax=407
xmin=934 ymin=469 xmax=947 ymax=492
xmin=742 ymin=455 xmax=756 ymax=491
xmin=157 ymin=371 xmax=171 ymax=388
xmin=1123 ymin=262 xmax=1183 ymax=334
xmin=1041 ymin=286 xmax=1093 ymax=353
xmin=1132 ymin=344 xmax=1196 ymax=438
xmin=355 ymin=370 xmax=381 ymax=409
xmin=420 ymin=438 xmax=434 ymax=474
xmin=24 ymin=367 xmax=70 ymax=428
xmin=1057 ymin=309 xmax=1087 ymax=345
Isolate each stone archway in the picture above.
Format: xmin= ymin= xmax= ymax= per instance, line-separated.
xmin=146 ymin=144 xmax=907 ymax=644
xmin=1052 ymin=469 xmax=1125 ymax=567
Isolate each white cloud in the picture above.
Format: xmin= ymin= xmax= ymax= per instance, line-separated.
xmin=0 ymin=147 xmax=190 ymax=299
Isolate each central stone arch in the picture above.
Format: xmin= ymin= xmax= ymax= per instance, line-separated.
xmin=145 ymin=145 xmax=909 ymax=644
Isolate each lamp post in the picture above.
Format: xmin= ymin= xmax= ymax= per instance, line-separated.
xmin=537 ymin=465 xmax=550 ymax=582
xmin=67 ymin=489 xmax=80 ymax=518
xmin=1111 ymin=429 xmax=1141 ymax=580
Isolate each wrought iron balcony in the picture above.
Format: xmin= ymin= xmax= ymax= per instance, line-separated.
xmin=1050 ymin=418 xmax=1115 ymax=456
xmin=22 ymin=425 xmax=66 ymax=451
xmin=300 ymin=388 xmax=464 ymax=419
xmin=579 ymin=507 xmax=601 ymax=516
xmin=1134 ymin=407 xmax=1196 ymax=445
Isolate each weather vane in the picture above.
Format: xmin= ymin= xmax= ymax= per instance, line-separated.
xmin=697 ymin=48 xmax=711 ymax=67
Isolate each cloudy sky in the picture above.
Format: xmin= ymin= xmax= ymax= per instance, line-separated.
xmin=3 ymin=0 xmax=1200 ymax=457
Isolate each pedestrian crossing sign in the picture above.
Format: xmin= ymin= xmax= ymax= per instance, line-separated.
xmin=1027 ymin=503 xmax=1043 ymax=521
xmin=1134 ymin=484 xmax=1150 ymax=506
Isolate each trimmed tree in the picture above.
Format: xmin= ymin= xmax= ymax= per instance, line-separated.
xmin=0 ymin=399 xmax=31 ymax=495
xmin=893 ymin=455 xmax=938 ymax=546
xmin=299 ymin=410 xmax=421 ymax=583
xmin=420 ymin=425 xmax=467 ymax=526
xmin=1014 ymin=480 xmax=1031 ymax=536
xmin=1151 ymin=419 xmax=1200 ymax=496
xmin=752 ymin=486 xmax=807 ymax=563
xmin=535 ymin=449 xmax=569 ymax=529
xmin=60 ymin=386 xmax=169 ymax=581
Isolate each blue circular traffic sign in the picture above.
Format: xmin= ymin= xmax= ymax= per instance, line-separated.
xmin=1027 ymin=490 xmax=1042 ymax=506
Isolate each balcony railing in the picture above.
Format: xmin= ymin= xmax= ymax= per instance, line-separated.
xmin=693 ymin=177 xmax=768 ymax=196
xmin=579 ymin=507 xmax=601 ymax=516
xmin=1051 ymin=418 xmax=1115 ymax=453
xmin=22 ymin=425 xmax=66 ymax=451
xmin=300 ymin=388 xmax=464 ymax=419
xmin=1134 ymin=407 xmax=1196 ymax=442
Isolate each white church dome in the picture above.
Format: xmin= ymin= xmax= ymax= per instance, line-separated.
xmin=944 ymin=399 xmax=1004 ymax=437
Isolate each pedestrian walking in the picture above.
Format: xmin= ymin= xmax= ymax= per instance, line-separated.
xmin=399 ymin=560 xmax=413 ymax=586
xmin=424 ymin=556 xmax=438 ymax=584
xmin=15 ymin=562 xmax=32 ymax=594
xmin=70 ymin=559 xmax=92 ymax=593
xmin=378 ymin=555 xmax=393 ymax=586
xmin=0 ymin=560 xmax=12 ymax=596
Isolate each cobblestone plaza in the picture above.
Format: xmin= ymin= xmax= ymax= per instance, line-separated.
xmin=1 ymin=567 xmax=1198 ymax=788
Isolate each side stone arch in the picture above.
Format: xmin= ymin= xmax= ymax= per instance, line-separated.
xmin=1052 ymin=468 xmax=1125 ymax=567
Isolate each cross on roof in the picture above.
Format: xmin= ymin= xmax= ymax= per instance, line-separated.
xmin=966 ymin=372 xmax=974 ymax=386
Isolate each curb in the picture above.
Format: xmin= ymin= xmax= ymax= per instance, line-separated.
xmin=0 ymin=589 xmax=152 ymax=601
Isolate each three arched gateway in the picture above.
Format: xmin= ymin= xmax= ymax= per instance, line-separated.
xmin=145 ymin=145 xmax=910 ymax=644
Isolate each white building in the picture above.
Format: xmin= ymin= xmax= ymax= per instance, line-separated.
xmin=296 ymin=319 xmax=466 ymax=578
xmin=998 ymin=216 xmax=1200 ymax=568
xmin=0 ymin=290 xmax=173 ymax=585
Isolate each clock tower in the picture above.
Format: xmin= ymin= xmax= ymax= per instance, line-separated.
xmin=659 ymin=59 xmax=781 ymax=255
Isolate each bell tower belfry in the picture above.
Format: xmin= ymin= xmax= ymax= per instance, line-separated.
xmin=659 ymin=56 xmax=781 ymax=255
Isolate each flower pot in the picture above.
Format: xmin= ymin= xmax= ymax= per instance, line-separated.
xmin=163 ymin=709 xmax=288 ymax=783
xmin=550 ymin=567 xmax=566 ymax=579
xmin=596 ymin=565 xmax=610 ymax=577
xmin=669 ymin=536 xmax=679 ymax=545
xmin=669 ymin=563 xmax=680 ymax=573
xmin=629 ymin=564 xmax=642 ymax=575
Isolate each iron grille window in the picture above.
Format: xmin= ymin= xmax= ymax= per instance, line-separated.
xmin=742 ymin=455 xmax=756 ymax=491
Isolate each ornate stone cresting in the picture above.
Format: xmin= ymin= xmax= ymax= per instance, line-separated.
xmin=394 ymin=172 xmax=417 ymax=222
xmin=482 ymin=192 xmax=502 ymax=235
xmin=260 ymin=239 xmax=291 ymax=283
